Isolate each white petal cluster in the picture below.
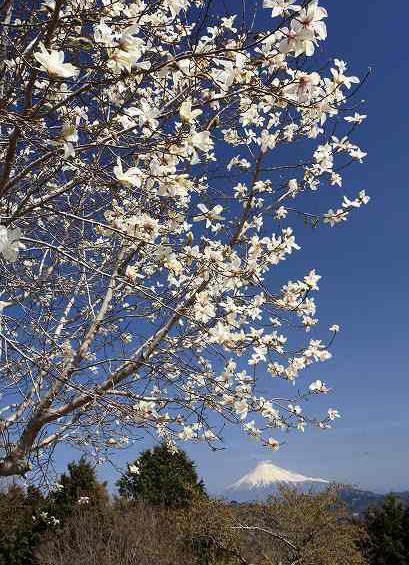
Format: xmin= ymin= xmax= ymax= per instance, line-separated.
xmin=34 ymin=43 xmax=79 ymax=78
xmin=0 ymin=226 xmax=24 ymax=262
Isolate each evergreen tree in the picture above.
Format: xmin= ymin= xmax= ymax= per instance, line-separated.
xmin=402 ymin=501 xmax=409 ymax=563
xmin=117 ymin=443 xmax=207 ymax=509
xmin=49 ymin=456 xmax=108 ymax=520
xmin=363 ymin=494 xmax=407 ymax=565
xmin=0 ymin=484 xmax=48 ymax=565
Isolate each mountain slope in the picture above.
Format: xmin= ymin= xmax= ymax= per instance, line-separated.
xmin=224 ymin=461 xmax=329 ymax=502
xmin=338 ymin=487 xmax=409 ymax=515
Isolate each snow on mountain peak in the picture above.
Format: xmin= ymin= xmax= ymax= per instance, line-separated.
xmin=228 ymin=461 xmax=329 ymax=490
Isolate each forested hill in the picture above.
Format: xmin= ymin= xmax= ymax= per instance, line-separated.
xmin=338 ymin=488 xmax=409 ymax=515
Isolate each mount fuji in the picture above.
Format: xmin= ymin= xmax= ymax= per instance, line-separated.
xmin=222 ymin=461 xmax=330 ymax=502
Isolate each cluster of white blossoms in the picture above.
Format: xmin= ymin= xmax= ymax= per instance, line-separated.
xmin=0 ymin=0 xmax=370 ymax=477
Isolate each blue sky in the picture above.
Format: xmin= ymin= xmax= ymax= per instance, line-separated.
xmin=56 ymin=0 xmax=409 ymax=495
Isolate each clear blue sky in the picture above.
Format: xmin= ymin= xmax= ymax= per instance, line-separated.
xmin=57 ymin=0 xmax=409 ymax=495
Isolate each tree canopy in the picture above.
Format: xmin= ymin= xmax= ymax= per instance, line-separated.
xmin=50 ymin=456 xmax=108 ymax=519
xmin=363 ymin=495 xmax=409 ymax=565
xmin=0 ymin=0 xmax=369 ymax=479
xmin=117 ymin=443 xmax=207 ymax=508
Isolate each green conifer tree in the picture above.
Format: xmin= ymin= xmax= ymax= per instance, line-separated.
xmin=402 ymin=500 xmax=409 ymax=563
xmin=117 ymin=443 xmax=207 ymax=509
xmin=0 ymin=484 xmax=47 ymax=565
xmin=364 ymin=494 xmax=407 ymax=565
xmin=49 ymin=456 xmax=108 ymax=520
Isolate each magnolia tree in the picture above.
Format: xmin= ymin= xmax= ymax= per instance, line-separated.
xmin=0 ymin=0 xmax=369 ymax=479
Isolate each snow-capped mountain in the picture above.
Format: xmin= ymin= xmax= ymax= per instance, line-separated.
xmin=223 ymin=461 xmax=329 ymax=502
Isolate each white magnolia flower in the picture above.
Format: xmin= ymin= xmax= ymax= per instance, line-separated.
xmin=329 ymin=324 xmax=340 ymax=332
xmin=263 ymin=0 xmax=300 ymax=18
xmin=294 ymin=0 xmax=328 ymax=40
xmin=288 ymin=403 xmax=302 ymax=415
xmin=166 ymin=0 xmax=189 ymax=18
xmin=193 ymin=204 xmax=224 ymax=228
xmin=297 ymin=420 xmax=306 ymax=432
xmin=190 ymin=131 xmax=214 ymax=152
xmin=179 ymin=99 xmax=203 ymax=124
xmin=128 ymin=463 xmax=140 ymax=474
xmin=34 ymin=43 xmax=78 ymax=78
xmin=60 ymin=122 xmax=78 ymax=143
xmin=284 ymin=72 xmax=321 ymax=103
xmin=266 ymin=437 xmax=280 ymax=450
xmin=309 ymin=379 xmax=330 ymax=393
xmin=77 ymin=496 xmax=90 ymax=505
xmin=323 ymin=208 xmax=348 ymax=227
xmin=349 ymin=148 xmax=367 ymax=162
xmin=344 ymin=113 xmax=367 ymax=124
xmin=221 ymin=15 xmax=238 ymax=32
xmin=128 ymin=99 xmax=160 ymax=129
xmin=208 ymin=321 xmax=231 ymax=344
xmin=275 ymin=206 xmax=288 ymax=219
xmin=0 ymin=300 xmax=12 ymax=313
xmin=304 ymin=269 xmax=321 ymax=290
xmin=0 ymin=226 xmax=24 ymax=262
xmin=41 ymin=0 xmax=56 ymax=11
xmin=288 ymin=178 xmax=299 ymax=195
xmin=328 ymin=408 xmax=341 ymax=420
xmin=113 ymin=158 xmax=142 ymax=187
xmin=279 ymin=26 xmax=316 ymax=57
xmin=94 ymin=21 xmax=117 ymax=47
xmin=234 ymin=398 xmax=249 ymax=420
xmin=125 ymin=265 xmax=142 ymax=281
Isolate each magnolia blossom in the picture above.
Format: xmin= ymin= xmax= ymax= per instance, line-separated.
xmin=60 ymin=122 xmax=78 ymax=143
xmin=323 ymin=209 xmax=348 ymax=227
xmin=345 ymin=113 xmax=367 ymax=124
xmin=193 ymin=204 xmax=224 ymax=228
xmin=288 ymin=403 xmax=302 ymax=415
xmin=166 ymin=0 xmax=189 ymax=17
xmin=304 ymin=269 xmax=321 ymax=290
xmin=190 ymin=131 xmax=214 ymax=152
xmin=309 ymin=380 xmax=330 ymax=393
xmin=263 ymin=0 xmax=300 ymax=17
xmin=328 ymin=408 xmax=341 ymax=420
xmin=350 ymin=148 xmax=367 ymax=162
xmin=180 ymin=99 xmax=203 ymax=123
xmin=288 ymin=178 xmax=299 ymax=195
xmin=294 ymin=0 xmax=328 ymax=41
xmin=279 ymin=26 xmax=316 ymax=57
xmin=128 ymin=99 xmax=160 ymax=129
xmin=113 ymin=158 xmax=142 ymax=187
xmin=284 ymin=71 xmax=321 ymax=103
xmin=275 ymin=206 xmax=288 ymax=219
xmin=266 ymin=437 xmax=280 ymax=450
xmin=0 ymin=226 xmax=24 ymax=262
xmin=34 ymin=43 xmax=78 ymax=78
xmin=41 ymin=0 xmax=56 ymax=10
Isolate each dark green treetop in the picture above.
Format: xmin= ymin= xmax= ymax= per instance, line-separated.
xmin=49 ymin=456 xmax=108 ymax=520
xmin=363 ymin=494 xmax=408 ymax=565
xmin=117 ymin=443 xmax=207 ymax=509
